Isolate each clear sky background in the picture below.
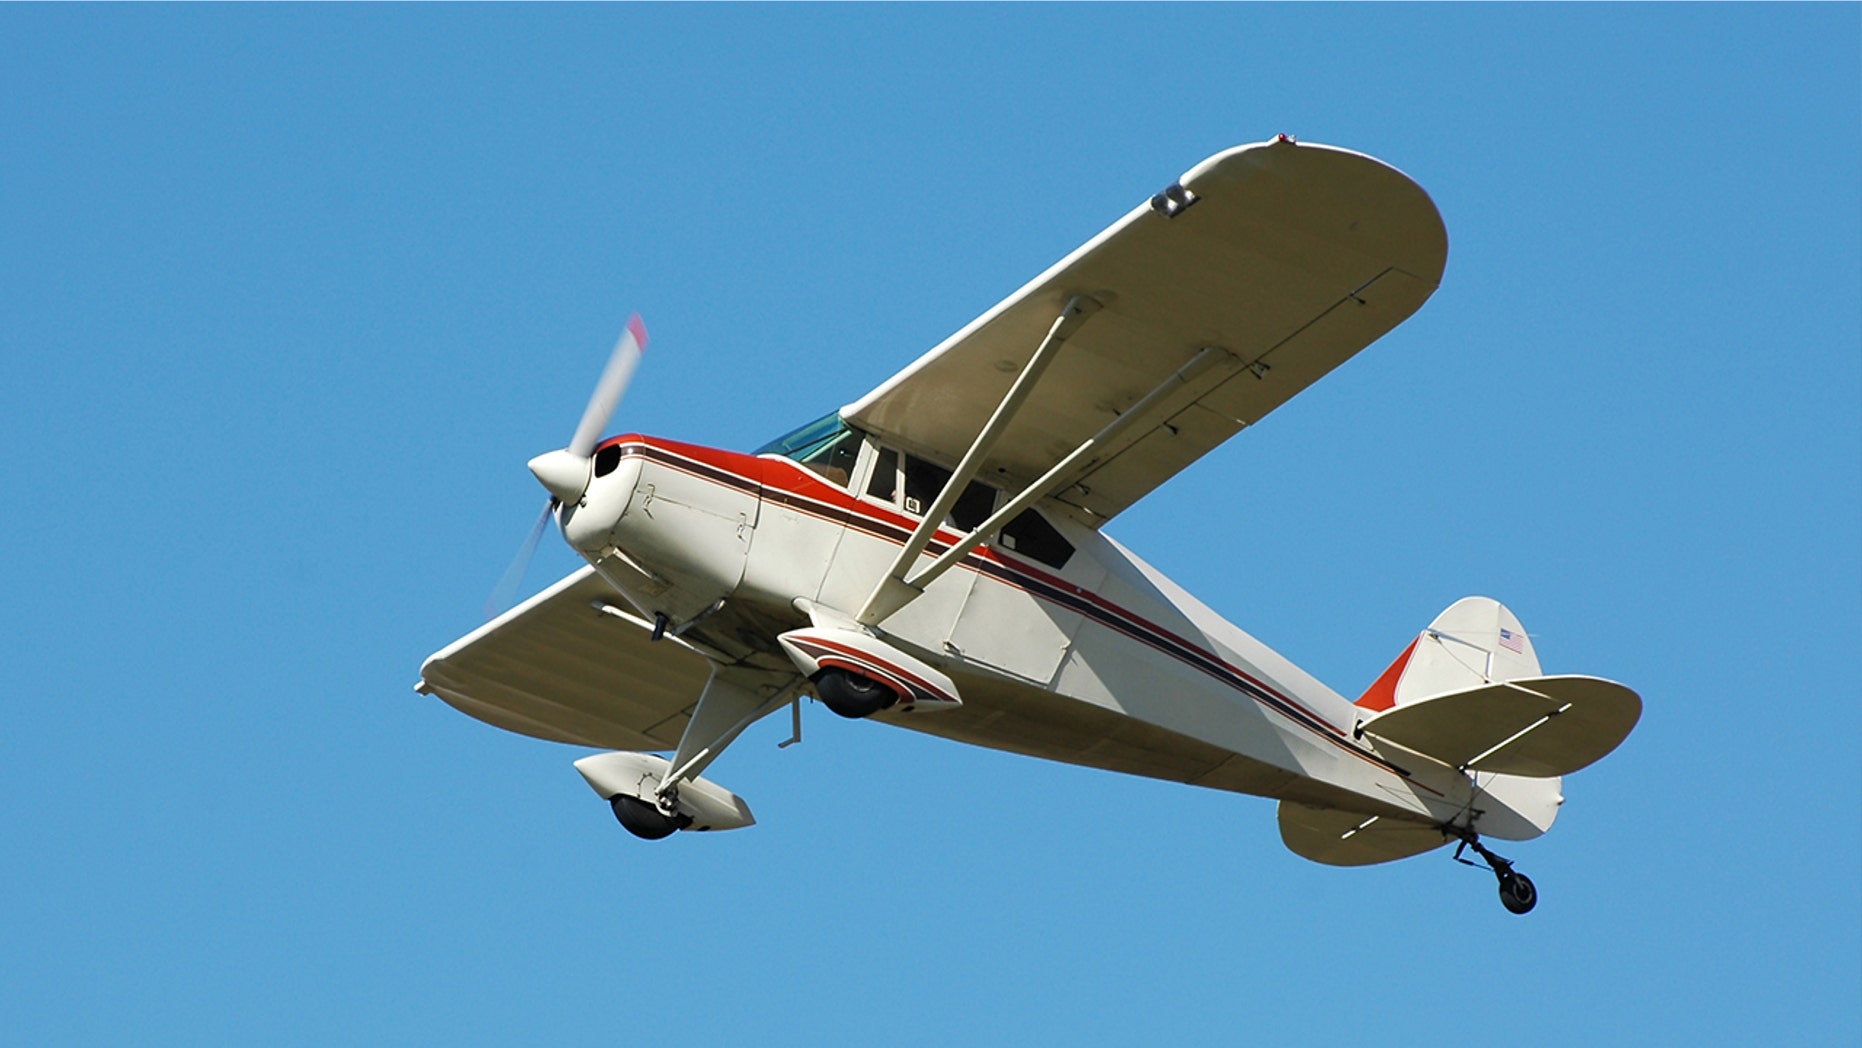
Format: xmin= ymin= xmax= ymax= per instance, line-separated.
xmin=3 ymin=6 xmax=1857 ymax=1045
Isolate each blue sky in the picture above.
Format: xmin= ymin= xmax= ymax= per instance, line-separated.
xmin=3 ymin=6 xmax=1856 ymax=1045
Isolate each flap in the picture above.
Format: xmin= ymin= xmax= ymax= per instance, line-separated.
xmin=418 ymin=567 xmax=713 ymax=751
xmin=843 ymin=138 xmax=1446 ymax=525
xmin=1360 ymin=675 xmax=1642 ymax=778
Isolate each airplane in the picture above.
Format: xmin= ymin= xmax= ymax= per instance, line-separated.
xmin=417 ymin=136 xmax=1640 ymax=914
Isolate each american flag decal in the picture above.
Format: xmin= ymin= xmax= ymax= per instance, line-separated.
xmin=1498 ymin=628 xmax=1525 ymax=654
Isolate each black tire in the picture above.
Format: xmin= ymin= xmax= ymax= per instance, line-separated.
xmin=814 ymin=668 xmax=900 ymax=719
xmin=610 ymin=794 xmax=689 ymax=840
xmin=1499 ymin=871 xmax=1538 ymax=915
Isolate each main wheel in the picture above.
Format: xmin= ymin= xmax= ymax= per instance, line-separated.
xmin=814 ymin=668 xmax=899 ymax=719
xmin=1499 ymin=871 xmax=1538 ymax=914
xmin=610 ymin=794 xmax=690 ymax=840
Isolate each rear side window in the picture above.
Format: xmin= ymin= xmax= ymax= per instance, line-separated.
xmin=904 ymin=455 xmax=995 ymax=531
xmin=998 ymin=509 xmax=1074 ymax=569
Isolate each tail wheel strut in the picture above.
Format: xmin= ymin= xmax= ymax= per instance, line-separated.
xmin=1450 ymin=827 xmax=1538 ymax=915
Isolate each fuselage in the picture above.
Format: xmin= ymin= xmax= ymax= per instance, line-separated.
xmin=558 ymin=428 xmax=1498 ymax=831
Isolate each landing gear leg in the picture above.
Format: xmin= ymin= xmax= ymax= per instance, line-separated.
xmin=1450 ymin=827 xmax=1538 ymax=915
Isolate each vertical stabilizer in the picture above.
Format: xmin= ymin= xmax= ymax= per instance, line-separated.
xmin=1356 ymin=596 xmax=1541 ymax=712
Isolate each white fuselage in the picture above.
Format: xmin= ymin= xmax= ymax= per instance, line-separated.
xmin=559 ymin=433 xmax=1520 ymax=834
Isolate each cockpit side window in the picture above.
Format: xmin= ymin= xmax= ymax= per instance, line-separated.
xmin=798 ymin=430 xmax=861 ymax=487
xmin=860 ymin=441 xmax=1068 ymax=566
xmin=867 ymin=448 xmax=899 ymax=502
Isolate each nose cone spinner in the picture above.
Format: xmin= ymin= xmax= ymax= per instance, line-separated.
xmin=528 ymin=449 xmax=592 ymax=505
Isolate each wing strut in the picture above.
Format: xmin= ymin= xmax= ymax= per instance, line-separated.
xmin=660 ymin=667 xmax=801 ymax=804
xmin=859 ymin=337 xmax=1248 ymax=627
xmin=856 ymin=295 xmax=1101 ymax=626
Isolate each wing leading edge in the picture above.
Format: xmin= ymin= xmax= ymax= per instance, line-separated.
xmin=842 ymin=138 xmax=1448 ymax=525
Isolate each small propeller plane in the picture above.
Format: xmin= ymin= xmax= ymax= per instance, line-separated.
xmin=418 ymin=137 xmax=1640 ymax=914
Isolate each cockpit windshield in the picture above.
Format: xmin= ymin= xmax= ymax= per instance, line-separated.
xmin=754 ymin=413 xmax=847 ymax=459
xmin=755 ymin=412 xmax=862 ymax=487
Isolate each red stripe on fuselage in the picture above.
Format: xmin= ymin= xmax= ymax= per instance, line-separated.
xmin=595 ymin=434 xmax=1421 ymax=784
xmin=792 ymin=634 xmax=958 ymax=705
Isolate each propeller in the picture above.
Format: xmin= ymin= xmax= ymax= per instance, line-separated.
xmin=485 ymin=313 xmax=649 ymax=618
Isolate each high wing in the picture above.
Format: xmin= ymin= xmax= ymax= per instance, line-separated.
xmin=418 ymin=566 xmax=712 ymax=751
xmin=842 ymin=138 xmax=1447 ymax=525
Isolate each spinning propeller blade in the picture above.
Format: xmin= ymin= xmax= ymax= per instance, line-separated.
xmin=485 ymin=501 xmax=555 ymax=619
xmin=569 ymin=313 xmax=649 ymax=458
xmin=485 ymin=313 xmax=651 ymax=618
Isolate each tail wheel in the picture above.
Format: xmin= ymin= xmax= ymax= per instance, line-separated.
xmin=610 ymin=794 xmax=691 ymax=840
xmin=1499 ymin=871 xmax=1538 ymax=914
xmin=1452 ymin=829 xmax=1539 ymax=915
xmin=814 ymin=668 xmax=900 ymax=719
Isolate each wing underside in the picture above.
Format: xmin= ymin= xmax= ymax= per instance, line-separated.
xmin=418 ymin=567 xmax=713 ymax=751
xmin=843 ymin=138 xmax=1447 ymax=525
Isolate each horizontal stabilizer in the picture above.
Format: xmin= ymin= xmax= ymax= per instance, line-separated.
xmin=1277 ymin=803 xmax=1448 ymax=866
xmin=1359 ymin=675 xmax=1641 ymax=778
